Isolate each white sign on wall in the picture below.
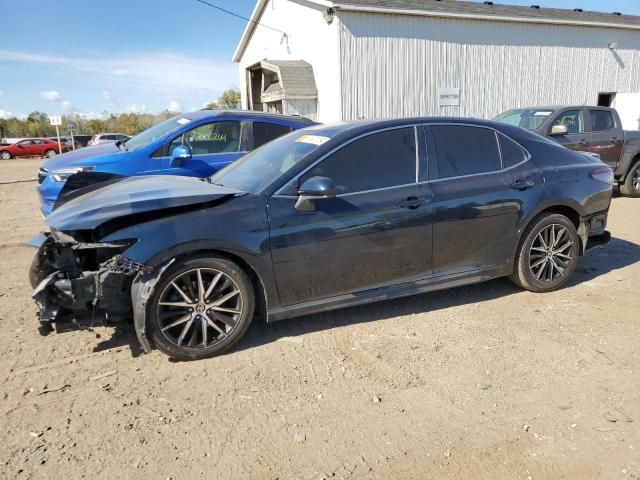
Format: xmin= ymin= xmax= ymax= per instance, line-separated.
xmin=49 ymin=116 xmax=62 ymax=126
xmin=438 ymin=88 xmax=461 ymax=107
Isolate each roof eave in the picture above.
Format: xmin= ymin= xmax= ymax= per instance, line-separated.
xmin=233 ymin=0 xmax=333 ymax=63
xmin=332 ymin=3 xmax=640 ymax=31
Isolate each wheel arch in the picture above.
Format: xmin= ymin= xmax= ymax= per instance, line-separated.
xmin=146 ymin=243 xmax=273 ymax=323
xmin=618 ymin=150 xmax=640 ymax=182
xmin=512 ymin=200 xmax=585 ymax=265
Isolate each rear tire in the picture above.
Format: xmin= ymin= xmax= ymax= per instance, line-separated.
xmin=44 ymin=149 xmax=56 ymax=159
xmin=510 ymin=213 xmax=579 ymax=293
xmin=619 ymin=160 xmax=640 ymax=197
xmin=0 ymin=151 xmax=11 ymax=160
xmin=147 ymin=255 xmax=255 ymax=360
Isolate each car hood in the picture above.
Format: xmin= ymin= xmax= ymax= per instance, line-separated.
xmin=46 ymin=175 xmax=243 ymax=231
xmin=41 ymin=142 xmax=124 ymax=170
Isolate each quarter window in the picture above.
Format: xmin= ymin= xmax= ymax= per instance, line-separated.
xmin=589 ymin=110 xmax=616 ymax=132
xmin=499 ymin=134 xmax=528 ymax=168
xmin=431 ymin=126 xmax=501 ymax=179
xmin=300 ymin=127 xmax=416 ymax=195
xmin=253 ymin=122 xmax=292 ymax=149
xmin=551 ymin=110 xmax=585 ymax=134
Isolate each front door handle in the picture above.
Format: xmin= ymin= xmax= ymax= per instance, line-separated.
xmin=398 ymin=197 xmax=432 ymax=209
xmin=511 ymin=179 xmax=535 ymax=190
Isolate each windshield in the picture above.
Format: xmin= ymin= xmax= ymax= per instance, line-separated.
xmin=210 ymin=130 xmax=333 ymax=193
xmin=122 ymin=114 xmax=191 ymax=151
xmin=494 ymin=109 xmax=554 ymax=131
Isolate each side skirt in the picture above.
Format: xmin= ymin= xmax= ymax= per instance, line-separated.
xmin=267 ymin=265 xmax=512 ymax=322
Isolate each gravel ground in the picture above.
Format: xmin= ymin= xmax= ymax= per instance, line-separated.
xmin=0 ymin=157 xmax=639 ymax=479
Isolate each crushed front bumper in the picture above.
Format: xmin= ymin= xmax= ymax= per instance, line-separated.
xmin=28 ymin=231 xmax=137 ymax=334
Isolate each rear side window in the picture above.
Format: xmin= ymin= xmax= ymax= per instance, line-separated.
xmin=499 ymin=134 xmax=528 ymax=168
xmin=589 ymin=110 xmax=616 ymax=132
xmin=253 ymin=122 xmax=292 ymax=149
xmin=432 ymin=126 xmax=501 ymax=179
xmin=300 ymin=127 xmax=416 ymax=194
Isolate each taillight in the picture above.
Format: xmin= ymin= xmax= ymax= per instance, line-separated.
xmin=589 ymin=167 xmax=614 ymax=186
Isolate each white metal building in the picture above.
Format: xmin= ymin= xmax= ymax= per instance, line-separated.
xmin=233 ymin=0 xmax=640 ymax=128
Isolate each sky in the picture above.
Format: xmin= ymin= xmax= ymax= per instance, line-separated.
xmin=1 ymin=0 xmax=639 ymax=119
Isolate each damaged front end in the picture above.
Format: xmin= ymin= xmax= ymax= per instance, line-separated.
xmin=29 ymin=230 xmax=144 ymax=336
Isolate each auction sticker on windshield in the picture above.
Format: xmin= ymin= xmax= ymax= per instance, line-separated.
xmin=177 ymin=118 xmax=191 ymax=125
xmin=295 ymin=135 xmax=330 ymax=146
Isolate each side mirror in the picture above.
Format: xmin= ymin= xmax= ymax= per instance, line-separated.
xmin=550 ymin=125 xmax=568 ymax=136
xmin=170 ymin=145 xmax=191 ymax=167
xmin=295 ymin=176 xmax=336 ymax=212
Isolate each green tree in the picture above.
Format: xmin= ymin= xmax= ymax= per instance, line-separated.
xmin=217 ymin=89 xmax=241 ymax=109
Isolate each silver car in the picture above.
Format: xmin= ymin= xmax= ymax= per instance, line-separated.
xmin=87 ymin=133 xmax=130 ymax=147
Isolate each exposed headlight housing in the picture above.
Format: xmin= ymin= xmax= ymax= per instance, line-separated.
xmin=52 ymin=166 xmax=95 ymax=182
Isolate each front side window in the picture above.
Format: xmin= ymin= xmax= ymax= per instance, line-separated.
xmin=589 ymin=110 xmax=616 ymax=132
xmin=18 ymin=140 xmax=32 ymax=146
xmin=253 ymin=122 xmax=292 ymax=149
xmin=494 ymin=109 xmax=553 ymax=131
xmin=299 ymin=127 xmax=416 ymax=195
xmin=551 ymin=110 xmax=585 ymax=134
xmin=169 ymin=121 xmax=243 ymax=155
xmin=432 ymin=125 xmax=501 ymax=179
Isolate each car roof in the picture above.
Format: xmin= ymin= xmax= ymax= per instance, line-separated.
xmin=301 ymin=116 xmax=516 ymax=138
xmin=506 ymin=106 xmax=614 ymax=112
xmin=187 ymin=109 xmax=316 ymax=124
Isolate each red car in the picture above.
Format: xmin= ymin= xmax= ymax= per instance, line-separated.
xmin=0 ymin=138 xmax=69 ymax=160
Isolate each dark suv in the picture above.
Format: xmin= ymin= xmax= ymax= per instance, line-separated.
xmin=496 ymin=106 xmax=640 ymax=196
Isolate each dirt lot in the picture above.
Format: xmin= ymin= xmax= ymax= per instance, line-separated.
xmin=0 ymin=157 xmax=639 ymax=479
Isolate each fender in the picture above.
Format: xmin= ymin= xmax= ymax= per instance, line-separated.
xmin=509 ymin=196 xmax=586 ymax=265
xmin=616 ymin=147 xmax=640 ymax=181
xmin=143 ymin=239 xmax=278 ymax=311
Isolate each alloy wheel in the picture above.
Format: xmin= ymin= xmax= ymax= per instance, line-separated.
xmin=156 ymin=268 xmax=243 ymax=350
xmin=0 ymin=152 xmax=10 ymax=160
xmin=528 ymin=224 xmax=574 ymax=283
xmin=633 ymin=167 xmax=640 ymax=192
xmin=45 ymin=150 xmax=56 ymax=158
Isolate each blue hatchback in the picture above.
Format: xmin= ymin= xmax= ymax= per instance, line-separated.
xmin=37 ymin=110 xmax=315 ymax=214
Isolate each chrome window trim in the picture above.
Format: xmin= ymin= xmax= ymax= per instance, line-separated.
xmin=271 ymin=122 xmax=533 ymax=197
xmin=425 ymin=122 xmax=532 ymax=182
xmin=272 ymin=124 xmax=421 ymax=198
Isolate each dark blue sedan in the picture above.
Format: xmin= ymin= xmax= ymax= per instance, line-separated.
xmin=30 ymin=118 xmax=612 ymax=360
xmin=36 ymin=110 xmax=315 ymax=214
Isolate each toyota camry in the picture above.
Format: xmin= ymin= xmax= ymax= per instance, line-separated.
xmin=29 ymin=118 xmax=613 ymax=360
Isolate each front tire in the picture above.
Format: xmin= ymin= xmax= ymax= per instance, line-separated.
xmin=510 ymin=213 xmax=579 ymax=293
xmin=0 ymin=151 xmax=11 ymax=160
xmin=44 ymin=149 xmax=57 ymax=159
xmin=620 ymin=160 xmax=640 ymax=197
xmin=147 ymin=255 xmax=255 ymax=360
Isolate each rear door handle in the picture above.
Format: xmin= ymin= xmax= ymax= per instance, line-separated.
xmin=398 ymin=197 xmax=432 ymax=209
xmin=511 ymin=179 xmax=535 ymax=190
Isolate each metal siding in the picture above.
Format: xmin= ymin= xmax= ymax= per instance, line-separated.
xmin=339 ymin=11 xmax=640 ymax=121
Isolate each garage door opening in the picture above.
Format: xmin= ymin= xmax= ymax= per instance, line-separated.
xmin=598 ymin=92 xmax=616 ymax=107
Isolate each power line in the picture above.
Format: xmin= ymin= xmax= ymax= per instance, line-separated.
xmin=195 ymin=0 xmax=288 ymax=36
